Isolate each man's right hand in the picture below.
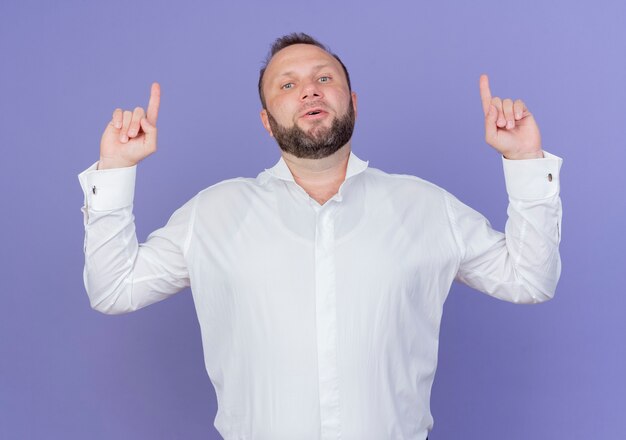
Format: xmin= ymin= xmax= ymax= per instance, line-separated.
xmin=98 ymin=82 xmax=161 ymax=170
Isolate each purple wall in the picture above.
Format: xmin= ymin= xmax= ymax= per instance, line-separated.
xmin=2 ymin=0 xmax=625 ymax=438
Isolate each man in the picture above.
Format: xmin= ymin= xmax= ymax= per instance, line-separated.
xmin=79 ymin=33 xmax=562 ymax=440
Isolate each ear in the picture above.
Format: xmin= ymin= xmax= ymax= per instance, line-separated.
xmin=260 ymin=109 xmax=274 ymax=137
xmin=351 ymin=91 xmax=358 ymax=119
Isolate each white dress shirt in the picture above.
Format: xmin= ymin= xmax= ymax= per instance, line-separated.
xmin=78 ymin=150 xmax=562 ymax=440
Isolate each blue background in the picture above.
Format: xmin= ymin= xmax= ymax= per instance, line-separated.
xmin=1 ymin=0 xmax=625 ymax=438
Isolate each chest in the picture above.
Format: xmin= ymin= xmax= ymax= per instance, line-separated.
xmin=187 ymin=196 xmax=459 ymax=299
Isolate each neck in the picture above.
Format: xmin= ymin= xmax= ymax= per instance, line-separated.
xmin=282 ymin=144 xmax=351 ymax=205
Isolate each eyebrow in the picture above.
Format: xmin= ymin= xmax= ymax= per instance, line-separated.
xmin=275 ymin=63 xmax=335 ymax=80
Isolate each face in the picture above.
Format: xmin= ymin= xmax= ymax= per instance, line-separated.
xmin=260 ymin=44 xmax=357 ymax=159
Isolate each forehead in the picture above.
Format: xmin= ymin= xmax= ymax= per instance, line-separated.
xmin=264 ymin=44 xmax=342 ymax=80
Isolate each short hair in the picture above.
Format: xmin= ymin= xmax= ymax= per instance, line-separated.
xmin=258 ymin=32 xmax=352 ymax=109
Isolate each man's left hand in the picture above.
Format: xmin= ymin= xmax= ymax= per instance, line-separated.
xmin=479 ymin=74 xmax=543 ymax=160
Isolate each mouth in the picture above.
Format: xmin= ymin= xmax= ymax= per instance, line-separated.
xmin=300 ymin=108 xmax=328 ymax=119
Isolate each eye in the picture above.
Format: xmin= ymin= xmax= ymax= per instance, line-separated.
xmin=318 ymin=76 xmax=331 ymax=83
xmin=281 ymin=82 xmax=294 ymax=90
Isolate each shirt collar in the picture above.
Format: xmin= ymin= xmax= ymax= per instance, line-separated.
xmin=264 ymin=151 xmax=369 ymax=183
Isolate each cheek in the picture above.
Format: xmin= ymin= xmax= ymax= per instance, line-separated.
xmin=271 ymin=98 xmax=298 ymax=124
xmin=328 ymin=89 xmax=351 ymax=111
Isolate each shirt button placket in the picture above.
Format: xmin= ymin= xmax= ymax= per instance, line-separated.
xmin=315 ymin=205 xmax=342 ymax=439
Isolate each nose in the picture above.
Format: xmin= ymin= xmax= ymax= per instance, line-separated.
xmin=300 ymin=80 xmax=323 ymax=101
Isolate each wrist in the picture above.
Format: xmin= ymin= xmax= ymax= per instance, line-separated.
xmin=97 ymin=157 xmax=137 ymax=170
xmin=503 ymin=150 xmax=544 ymax=160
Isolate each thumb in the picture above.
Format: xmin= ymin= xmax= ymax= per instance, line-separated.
xmin=484 ymin=103 xmax=498 ymax=144
xmin=140 ymin=117 xmax=158 ymax=146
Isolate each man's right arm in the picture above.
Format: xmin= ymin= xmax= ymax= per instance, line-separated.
xmin=79 ymin=82 xmax=193 ymax=314
xmin=78 ymin=162 xmax=195 ymax=314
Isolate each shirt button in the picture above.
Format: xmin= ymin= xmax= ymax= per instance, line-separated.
xmin=547 ymin=173 xmax=553 ymax=182
xmin=92 ymin=185 xmax=97 ymax=195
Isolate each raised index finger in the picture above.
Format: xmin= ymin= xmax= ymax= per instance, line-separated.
xmin=479 ymin=74 xmax=492 ymax=117
xmin=146 ymin=82 xmax=161 ymax=125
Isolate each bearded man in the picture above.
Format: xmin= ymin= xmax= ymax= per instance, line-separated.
xmin=79 ymin=33 xmax=562 ymax=440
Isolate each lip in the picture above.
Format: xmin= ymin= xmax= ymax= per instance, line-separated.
xmin=299 ymin=107 xmax=328 ymax=119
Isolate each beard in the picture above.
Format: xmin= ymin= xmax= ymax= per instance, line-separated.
xmin=266 ymin=98 xmax=356 ymax=159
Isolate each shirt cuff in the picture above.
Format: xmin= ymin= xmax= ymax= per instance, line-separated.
xmin=502 ymin=150 xmax=563 ymax=200
xmin=78 ymin=161 xmax=137 ymax=211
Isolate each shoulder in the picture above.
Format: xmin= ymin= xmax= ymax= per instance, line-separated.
xmin=195 ymin=176 xmax=260 ymax=200
xmin=177 ymin=176 xmax=265 ymax=232
xmin=186 ymin=176 xmax=268 ymax=217
xmin=192 ymin=166 xmax=283 ymax=203
xmin=360 ymin=166 xmax=450 ymax=202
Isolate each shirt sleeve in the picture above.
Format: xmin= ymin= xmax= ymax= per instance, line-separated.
xmin=445 ymin=151 xmax=563 ymax=303
xmin=78 ymin=162 xmax=195 ymax=314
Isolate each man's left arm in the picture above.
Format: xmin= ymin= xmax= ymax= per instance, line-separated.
xmin=448 ymin=152 xmax=562 ymax=303
xmin=449 ymin=75 xmax=563 ymax=303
